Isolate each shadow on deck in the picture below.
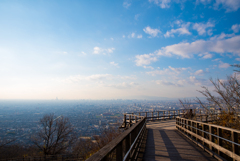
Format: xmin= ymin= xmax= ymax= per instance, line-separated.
xmin=143 ymin=120 xmax=217 ymax=161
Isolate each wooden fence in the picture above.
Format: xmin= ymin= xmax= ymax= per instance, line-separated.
xmin=86 ymin=115 xmax=146 ymax=161
xmin=121 ymin=109 xmax=185 ymax=128
xmin=176 ymin=117 xmax=240 ymax=161
xmin=121 ymin=109 xmax=217 ymax=128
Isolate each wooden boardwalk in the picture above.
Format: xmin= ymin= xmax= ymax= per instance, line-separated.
xmin=143 ymin=120 xmax=217 ymax=161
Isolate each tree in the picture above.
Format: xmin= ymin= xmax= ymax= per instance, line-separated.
xmin=32 ymin=114 xmax=76 ymax=155
xmin=179 ymin=66 xmax=240 ymax=129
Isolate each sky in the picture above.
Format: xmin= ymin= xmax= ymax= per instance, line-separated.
xmin=0 ymin=0 xmax=240 ymax=100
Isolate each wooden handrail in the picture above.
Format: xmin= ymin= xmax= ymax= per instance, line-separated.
xmin=86 ymin=117 xmax=147 ymax=161
xmin=176 ymin=117 xmax=240 ymax=161
xmin=122 ymin=109 xmax=189 ymax=128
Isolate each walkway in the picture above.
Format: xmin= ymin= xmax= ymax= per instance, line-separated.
xmin=143 ymin=120 xmax=216 ymax=161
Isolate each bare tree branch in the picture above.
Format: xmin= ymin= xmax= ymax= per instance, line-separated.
xmin=32 ymin=114 xmax=76 ymax=155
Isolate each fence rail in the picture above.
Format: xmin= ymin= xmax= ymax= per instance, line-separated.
xmin=121 ymin=109 xmax=217 ymax=128
xmin=86 ymin=116 xmax=146 ymax=161
xmin=176 ymin=117 xmax=240 ymax=161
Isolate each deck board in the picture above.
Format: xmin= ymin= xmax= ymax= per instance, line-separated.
xmin=143 ymin=120 xmax=216 ymax=161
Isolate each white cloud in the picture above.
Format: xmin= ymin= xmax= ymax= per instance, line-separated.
xmin=149 ymin=0 xmax=171 ymax=8
xmin=235 ymin=58 xmax=240 ymax=61
xmin=110 ymin=61 xmax=119 ymax=67
xmin=60 ymin=74 xmax=137 ymax=84
xmin=147 ymin=68 xmax=170 ymax=76
xmin=193 ymin=21 xmax=215 ymax=35
xmin=164 ymin=22 xmax=191 ymax=37
xmin=202 ymin=53 xmax=213 ymax=59
xmin=120 ymin=75 xmax=137 ymax=80
xmin=214 ymin=0 xmax=240 ymax=12
xmin=78 ymin=51 xmax=87 ymax=56
xmin=135 ymin=34 xmax=240 ymax=68
xmin=155 ymin=80 xmax=183 ymax=87
xmin=128 ymin=33 xmax=142 ymax=39
xmin=197 ymin=0 xmax=240 ymax=12
xmin=150 ymin=0 xmax=240 ymax=12
xmin=196 ymin=0 xmax=211 ymax=5
xmin=169 ymin=66 xmax=188 ymax=74
xmin=110 ymin=38 xmax=114 ymax=41
xmin=63 ymin=74 xmax=113 ymax=83
xmin=199 ymin=52 xmax=213 ymax=59
xmin=146 ymin=66 xmax=188 ymax=76
xmin=107 ymin=82 xmax=138 ymax=89
xmin=123 ymin=1 xmax=131 ymax=8
xmin=194 ymin=69 xmax=204 ymax=75
xmin=135 ymin=14 xmax=140 ymax=20
xmin=210 ymin=32 xmax=235 ymax=41
xmin=107 ymin=48 xmax=115 ymax=53
xmin=232 ymin=24 xmax=240 ymax=33
xmin=135 ymin=53 xmax=158 ymax=66
xmin=191 ymin=76 xmax=213 ymax=86
xmin=93 ymin=47 xmax=115 ymax=55
xmin=157 ymin=35 xmax=240 ymax=58
xmin=128 ymin=32 xmax=135 ymax=38
xmin=219 ymin=62 xmax=230 ymax=68
xmin=123 ymin=35 xmax=125 ymax=38
xmin=131 ymin=32 xmax=135 ymax=38
xmin=155 ymin=76 xmax=211 ymax=87
xmin=143 ymin=26 xmax=161 ymax=37
xmin=93 ymin=47 xmax=101 ymax=54
xmin=143 ymin=66 xmax=154 ymax=70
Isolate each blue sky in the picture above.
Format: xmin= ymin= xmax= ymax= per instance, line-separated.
xmin=0 ymin=0 xmax=240 ymax=99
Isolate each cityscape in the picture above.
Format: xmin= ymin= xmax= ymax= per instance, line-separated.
xmin=0 ymin=99 xmax=200 ymax=145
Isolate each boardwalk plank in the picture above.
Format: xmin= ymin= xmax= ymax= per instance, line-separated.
xmin=143 ymin=120 xmax=216 ymax=161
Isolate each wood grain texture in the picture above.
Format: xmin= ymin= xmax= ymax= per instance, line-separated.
xmin=143 ymin=120 xmax=217 ymax=161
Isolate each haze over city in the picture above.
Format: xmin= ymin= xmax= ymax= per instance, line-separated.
xmin=1 ymin=0 xmax=240 ymax=100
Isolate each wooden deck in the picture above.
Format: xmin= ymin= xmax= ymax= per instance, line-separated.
xmin=143 ymin=120 xmax=217 ymax=161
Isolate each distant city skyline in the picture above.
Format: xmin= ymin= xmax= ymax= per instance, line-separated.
xmin=0 ymin=0 xmax=240 ymax=99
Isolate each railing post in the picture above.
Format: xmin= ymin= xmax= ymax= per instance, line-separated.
xmin=232 ymin=131 xmax=239 ymax=158
xmin=135 ymin=115 xmax=137 ymax=123
xmin=196 ymin=123 xmax=199 ymax=142
xmin=202 ymin=124 xmax=205 ymax=138
xmin=124 ymin=114 xmax=126 ymax=128
xmin=209 ymin=125 xmax=212 ymax=150
xmin=129 ymin=115 xmax=132 ymax=127
xmin=217 ymin=127 xmax=222 ymax=156
xmin=163 ymin=111 xmax=165 ymax=120
xmin=190 ymin=120 xmax=192 ymax=137
xmin=168 ymin=111 xmax=170 ymax=119
xmin=116 ymin=142 xmax=123 ymax=161
xmin=157 ymin=111 xmax=159 ymax=120
xmin=173 ymin=111 xmax=175 ymax=118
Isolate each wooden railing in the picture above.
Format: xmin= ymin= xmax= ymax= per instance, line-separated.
xmin=176 ymin=117 xmax=240 ymax=161
xmin=86 ymin=115 xmax=146 ymax=161
xmin=121 ymin=109 xmax=215 ymax=128
xmin=87 ymin=109 xmax=218 ymax=161
xmin=121 ymin=110 xmax=185 ymax=128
